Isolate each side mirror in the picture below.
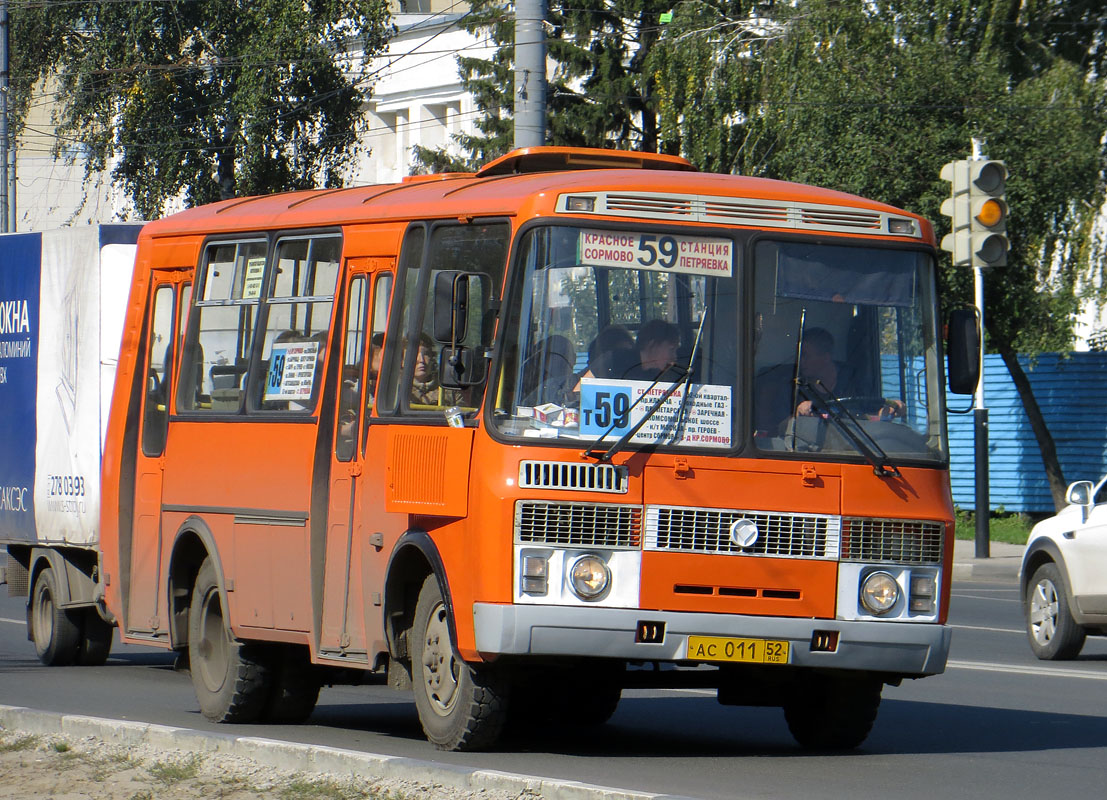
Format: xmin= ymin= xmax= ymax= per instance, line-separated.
xmin=433 ymin=271 xmax=488 ymax=345
xmin=439 ymin=346 xmax=486 ymax=389
xmin=946 ymin=308 xmax=980 ymax=395
xmin=1067 ymin=480 xmax=1094 ymax=523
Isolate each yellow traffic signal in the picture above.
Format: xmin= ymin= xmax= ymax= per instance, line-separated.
xmin=939 ymin=158 xmax=1009 ymax=268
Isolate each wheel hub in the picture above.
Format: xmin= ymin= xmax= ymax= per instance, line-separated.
xmin=1029 ymin=578 xmax=1059 ymax=645
xmin=421 ymin=601 xmax=459 ymax=716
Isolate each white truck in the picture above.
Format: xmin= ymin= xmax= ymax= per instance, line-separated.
xmin=0 ymin=225 xmax=142 ymax=664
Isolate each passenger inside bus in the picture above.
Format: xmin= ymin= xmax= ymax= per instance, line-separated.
xmin=625 ymin=319 xmax=681 ymax=382
xmin=409 ymin=332 xmax=462 ymax=408
xmin=571 ymin=325 xmax=635 ymax=394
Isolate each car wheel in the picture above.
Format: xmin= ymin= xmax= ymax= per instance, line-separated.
xmin=1026 ymin=562 xmax=1086 ymax=660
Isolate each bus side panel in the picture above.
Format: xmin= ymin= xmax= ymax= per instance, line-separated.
xmin=160 ymin=421 xmax=316 ymax=636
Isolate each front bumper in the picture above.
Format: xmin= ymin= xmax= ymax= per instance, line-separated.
xmin=473 ymin=603 xmax=951 ymax=677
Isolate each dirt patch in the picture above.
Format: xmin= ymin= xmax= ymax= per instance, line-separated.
xmin=0 ymin=729 xmax=539 ymax=800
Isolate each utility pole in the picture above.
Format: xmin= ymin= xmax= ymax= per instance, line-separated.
xmin=0 ymin=0 xmax=10 ymax=232
xmin=514 ymin=0 xmax=547 ymax=148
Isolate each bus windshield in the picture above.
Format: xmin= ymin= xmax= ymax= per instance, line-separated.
xmin=492 ymin=224 xmax=945 ymax=464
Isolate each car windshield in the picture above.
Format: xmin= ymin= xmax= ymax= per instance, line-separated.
xmin=491 ymin=225 xmax=946 ymax=464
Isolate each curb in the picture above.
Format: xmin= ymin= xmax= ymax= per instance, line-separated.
xmin=0 ymin=705 xmax=698 ymax=800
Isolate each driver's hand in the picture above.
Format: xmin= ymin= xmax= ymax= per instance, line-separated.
xmin=880 ymin=399 xmax=905 ymax=419
xmin=796 ymin=400 xmax=815 ymax=416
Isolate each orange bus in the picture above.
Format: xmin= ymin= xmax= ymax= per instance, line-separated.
xmin=26 ymin=147 xmax=979 ymax=751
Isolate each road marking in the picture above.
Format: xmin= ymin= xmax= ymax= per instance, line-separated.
xmin=950 ymin=623 xmax=1023 ymax=634
xmin=948 ymin=659 xmax=1107 ymax=681
xmin=0 ymin=617 xmax=24 ymax=626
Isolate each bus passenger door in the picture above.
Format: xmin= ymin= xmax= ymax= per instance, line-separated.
xmin=320 ymin=265 xmax=392 ymax=658
xmin=127 ymin=272 xmax=188 ymax=637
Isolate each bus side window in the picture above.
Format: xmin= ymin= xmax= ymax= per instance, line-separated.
xmin=336 ymin=275 xmax=368 ymax=462
xmin=141 ymin=285 xmax=176 ymax=456
xmin=253 ymin=235 xmax=341 ymax=413
xmin=391 ymin=222 xmax=508 ymax=416
xmin=178 ymin=241 xmax=266 ymax=413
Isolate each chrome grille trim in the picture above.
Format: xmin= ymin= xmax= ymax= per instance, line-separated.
xmin=841 ymin=518 xmax=945 ymax=565
xmin=515 ymin=501 xmax=642 ymax=549
xmin=557 ymin=192 xmax=919 ymax=238
xmin=645 ymin=506 xmax=840 ymax=559
xmin=518 ymin=461 xmax=629 ymax=494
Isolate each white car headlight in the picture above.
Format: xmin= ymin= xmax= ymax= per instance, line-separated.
xmin=860 ymin=571 xmax=900 ymax=615
xmin=568 ymin=554 xmax=610 ymax=601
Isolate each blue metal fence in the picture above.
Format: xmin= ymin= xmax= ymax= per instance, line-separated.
xmin=946 ymin=352 xmax=1107 ymax=513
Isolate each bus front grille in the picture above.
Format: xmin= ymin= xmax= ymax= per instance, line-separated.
xmin=645 ymin=507 xmax=839 ymax=559
xmin=840 ymin=518 xmax=945 ymax=565
xmin=515 ymin=501 xmax=641 ymax=549
xmin=518 ymin=461 xmax=629 ymax=494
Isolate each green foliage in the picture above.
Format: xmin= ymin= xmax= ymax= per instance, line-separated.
xmin=651 ymin=0 xmax=1107 ymax=353
xmin=10 ymin=1 xmax=393 ymax=218
xmin=147 ymin=754 xmax=201 ymax=785
xmin=954 ymin=508 xmax=1034 ymax=544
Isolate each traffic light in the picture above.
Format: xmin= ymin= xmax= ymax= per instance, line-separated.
xmin=939 ymin=158 xmax=1009 ymax=267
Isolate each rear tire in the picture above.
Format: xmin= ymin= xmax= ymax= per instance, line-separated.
xmin=75 ymin=610 xmax=113 ymax=666
xmin=30 ymin=567 xmax=81 ymax=666
xmin=783 ymin=674 xmax=882 ymax=750
xmin=1026 ymin=562 xmax=1086 ymax=660
xmin=262 ymin=645 xmax=320 ymax=724
xmin=411 ymin=574 xmax=507 ymax=751
xmin=188 ymin=558 xmax=271 ymax=722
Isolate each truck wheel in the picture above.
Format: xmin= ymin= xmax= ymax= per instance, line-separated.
xmin=262 ymin=645 xmax=320 ymax=724
xmin=188 ymin=558 xmax=271 ymax=722
xmin=411 ymin=574 xmax=507 ymax=751
xmin=783 ymin=674 xmax=882 ymax=750
xmin=76 ymin=610 xmax=113 ymax=666
xmin=31 ymin=567 xmax=81 ymax=666
xmin=1026 ymin=562 xmax=1086 ymax=660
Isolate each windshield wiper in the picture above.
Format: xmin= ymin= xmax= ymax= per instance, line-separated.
xmin=582 ymin=364 xmax=688 ymax=463
xmin=583 ymin=314 xmax=708 ymax=464
xmin=796 ymin=379 xmax=900 ymax=478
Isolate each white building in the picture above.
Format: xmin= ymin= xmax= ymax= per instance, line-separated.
xmin=12 ymin=5 xmax=489 ymax=229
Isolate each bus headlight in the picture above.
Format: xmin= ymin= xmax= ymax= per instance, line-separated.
xmin=860 ymin=571 xmax=899 ymax=615
xmin=568 ymin=554 xmax=610 ymax=601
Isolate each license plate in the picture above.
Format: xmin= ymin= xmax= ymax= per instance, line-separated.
xmin=686 ymin=635 xmax=790 ymax=664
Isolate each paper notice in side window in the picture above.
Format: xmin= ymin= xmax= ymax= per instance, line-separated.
xmin=264 ymin=341 xmax=319 ymax=401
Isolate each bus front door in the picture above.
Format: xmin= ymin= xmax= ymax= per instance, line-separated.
xmin=127 ymin=272 xmax=187 ymax=638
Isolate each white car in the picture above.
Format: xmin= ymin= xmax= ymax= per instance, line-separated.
xmin=1020 ymin=478 xmax=1107 ymax=659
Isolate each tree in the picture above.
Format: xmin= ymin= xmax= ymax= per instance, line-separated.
xmin=413 ymin=0 xmax=675 ymax=172
xmin=10 ymin=0 xmax=393 ymax=219
xmin=652 ymin=0 xmax=1107 ymax=510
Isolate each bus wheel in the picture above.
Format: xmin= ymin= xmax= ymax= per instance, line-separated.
xmin=411 ymin=574 xmax=507 ymax=751
xmin=262 ymin=646 xmax=320 ymax=724
xmin=188 ymin=558 xmax=271 ymax=723
xmin=783 ymin=674 xmax=882 ymax=750
xmin=30 ymin=567 xmax=81 ymax=666
xmin=75 ymin=610 xmax=113 ymax=666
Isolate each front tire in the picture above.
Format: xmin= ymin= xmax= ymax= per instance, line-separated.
xmin=411 ymin=574 xmax=507 ymax=751
xmin=30 ymin=567 xmax=80 ymax=666
xmin=1026 ymin=562 xmax=1086 ymax=660
xmin=783 ymin=674 xmax=882 ymax=750
xmin=188 ymin=558 xmax=271 ymax=722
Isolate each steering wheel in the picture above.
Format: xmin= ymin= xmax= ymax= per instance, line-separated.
xmin=835 ymin=396 xmax=899 ymax=418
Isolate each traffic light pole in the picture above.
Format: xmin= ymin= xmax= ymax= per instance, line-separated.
xmin=974 ymin=264 xmax=990 ymax=558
